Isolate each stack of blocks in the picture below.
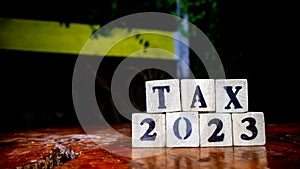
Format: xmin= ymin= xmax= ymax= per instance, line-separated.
xmin=132 ymin=79 xmax=266 ymax=147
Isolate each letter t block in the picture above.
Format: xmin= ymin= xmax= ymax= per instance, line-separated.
xmin=146 ymin=79 xmax=181 ymax=113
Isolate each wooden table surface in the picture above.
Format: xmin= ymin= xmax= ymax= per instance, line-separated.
xmin=0 ymin=123 xmax=299 ymax=169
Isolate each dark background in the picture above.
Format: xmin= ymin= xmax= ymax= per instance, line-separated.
xmin=0 ymin=0 xmax=299 ymax=131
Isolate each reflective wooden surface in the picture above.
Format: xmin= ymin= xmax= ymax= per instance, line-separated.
xmin=0 ymin=123 xmax=299 ymax=169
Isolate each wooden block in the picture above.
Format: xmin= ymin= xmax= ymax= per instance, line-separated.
xmin=216 ymin=79 xmax=248 ymax=113
xmin=132 ymin=113 xmax=165 ymax=147
xmin=166 ymin=112 xmax=199 ymax=147
xmin=146 ymin=79 xmax=181 ymax=113
xmin=199 ymin=113 xmax=232 ymax=147
xmin=180 ymin=79 xmax=215 ymax=112
xmin=232 ymin=112 xmax=266 ymax=146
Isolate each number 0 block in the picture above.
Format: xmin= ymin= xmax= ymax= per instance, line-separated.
xmin=199 ymin=113 xmax=233 ymax=147
xmin=146 ymin=79 xmax=181 ymax=113
xmin=132 ymin=113 xmax=165 ymax=147
xmin=216 ymin=79 xmax=248 ymax=113
xmin=180 ymin=79 xmax=215 ymax=112
xmin=232 ymin=112 xmax=266 ymax=146
xmin=166 ymin=112 xmax=199 ymax=147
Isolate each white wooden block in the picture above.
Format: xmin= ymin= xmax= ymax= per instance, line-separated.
xmin=166 ymin=112 xmax=199 ymax=147
xmin=232 ymin=112 xmax=266 ymax=146
xmin=181 ymin=79 xmax=215 ymax=112
xmin=216 ymin=79 xmax=248 ymax=113
xmin=146 ymin=79 xmax=181 ymax=113
xmin=199 ymin=113 xmax=232 ymax=147
xmin=132 ymin=113 xmax=165 ymax=147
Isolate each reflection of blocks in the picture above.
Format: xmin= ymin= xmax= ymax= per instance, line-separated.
xmin=167 ymin=148 xmax=200 ymax=168
xmin=216 ymin=79 xmax=248 ymax=113
xmin=233 ymin=146 xmax=268 ymax=168
xmin=199 ymin=113 xmax=232 ymax=147
xmin=180 ymin=79 xmax=215 ymax=112
xmin=146 ymin=79 xmax=181 ymax=113
xmin=199 ymin=147 xmax=233 ymax=168
xmin=132 ymin=113 xmax=165 ymax=147
xmin=232 ymin=112 xmax=266 ymax=146
xmin=131 ymin=147 xmax=166 ymax=159
xmin=166 ymin=112 xmax=199 ymax=147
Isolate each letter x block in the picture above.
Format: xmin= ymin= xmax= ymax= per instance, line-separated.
xmin=181 ymin=79 xmax=215 ymax=112
xmin=166 ymin=112 xmax=199 ymax=147
xmin=199 ymin=113 xmax=232 ymax=147
xmin=132 ymin=113 xmax=165 ymax=147
xmin=216 ymin=79 xmax=248 ymax=113
xmin=146 ymin=79 xmax=181 ymax=113
xmin=232 ymin=112 xmax=266 ymax=146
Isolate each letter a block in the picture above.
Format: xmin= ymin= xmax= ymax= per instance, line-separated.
xmin=216 ymin=79 xmax=248 ymax=113
xmin=232 ymin=112 xmax=266 ymax=146
xmin=199 ymin=113 xmax=232 ymax=147
xmin=181 ymin=79 xmax=215 ymax=112
xmin=132 ymin=113 xmax=166 ymax=147
xmin=166 ymin=112 xmax=199 ymax=147
xmin=146 ymin=79 xmax=181 ymax=113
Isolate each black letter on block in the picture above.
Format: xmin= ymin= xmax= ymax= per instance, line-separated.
xmin=140 ymin=118 xmax=157 ymax=141
xmin=224 ymin=86 xmax=243 ymax=109
xmin=153 ymin=86 xmax=170 ymax=109
xmin=208 ymin=118 xmax=224 ymax=142
xmin=190 ymin=85 xmax=207 ymax=108
xmin=241 ymin=117 xmax=258 ymax=140
xmin=173 ymin=117 xmax=192 ymax=140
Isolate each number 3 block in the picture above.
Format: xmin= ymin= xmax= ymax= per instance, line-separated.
xmin=232 ymin=112 xmax=266 ymax=146
xmin=132 ymin=113 xmax=166 ymax=147
xmin=199 ymin=113 xmax=233 ymax=147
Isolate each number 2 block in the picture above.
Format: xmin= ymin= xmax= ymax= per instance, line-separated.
xmin=232 ymin=112 xmax=266 ymax=146
xmin=166 ymin=112 xmax=199 ymax=147
xmin=132 ymin=113 xmax=165 ymax=147
xmin=199 ymin=113 xmax=232 ymax=147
